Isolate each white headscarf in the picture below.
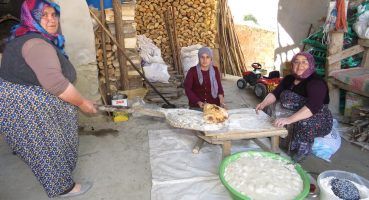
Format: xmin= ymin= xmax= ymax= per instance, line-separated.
xmin=196 ymin=47 xmax=218 ymax=98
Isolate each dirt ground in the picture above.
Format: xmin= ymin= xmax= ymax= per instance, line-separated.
xmin=0 ymin=75 xmax=368 ymax=200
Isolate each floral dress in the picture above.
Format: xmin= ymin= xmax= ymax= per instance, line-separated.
xmin=279 ymin=90 xmax=333 ymax=158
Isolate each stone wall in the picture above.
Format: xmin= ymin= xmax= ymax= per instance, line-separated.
xmin=235 ymin=25 xmax=276 ymax=72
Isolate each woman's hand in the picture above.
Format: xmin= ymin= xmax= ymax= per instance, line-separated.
xmin=58 ymin=84 xmax=97 ymax=114
xmin=255 ymin=102 xmax=266 ymax=114
xmin=78 ymin=99 xmax=97 ymax=113
xmin=197 ymin=101 xmax=205 ymax=108
xmin=255 ymin=93 xmax=276 ymax=114
xmin=219 ymin=95 xmax=226 ymax=108
xmin=273 ymin=117 xmax=291 ymax=128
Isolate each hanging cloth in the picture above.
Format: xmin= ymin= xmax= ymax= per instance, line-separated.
xmin=322 ymin=2 xmax=337 ymax=44
xmin=336 ymin=0 xmax=348 ymax=32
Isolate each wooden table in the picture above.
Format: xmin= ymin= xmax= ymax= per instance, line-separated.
xmin=192 ymin=108 xmax=288 ymax=157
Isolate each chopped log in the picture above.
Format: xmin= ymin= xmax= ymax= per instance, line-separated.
xmin=135 ymin=0 xmax=217 ymax=66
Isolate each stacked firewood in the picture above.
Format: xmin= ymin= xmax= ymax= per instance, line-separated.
xmin=95 ymin=35 xmax=120 ymax=92
xmin=341 ymin=106 xmax=369 ymax=151
xmin=93 ymin=2 xmax=143 ymax=93
xmin=350 ymin=107 xmax=369 ymax=142
xmin=135 ymin=0 xmax=217 ymax=67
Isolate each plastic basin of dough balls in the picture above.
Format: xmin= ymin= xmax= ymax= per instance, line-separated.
xmin=317 ymin=170 xmax=369 ymax=200
xmin=219 ymin=151 xmax=310 ymax=200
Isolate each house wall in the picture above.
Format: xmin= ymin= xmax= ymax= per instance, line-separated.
xmin=235 ymin=25 xmax=276 ymax=72
xmin=228 ymin=0 xmax=330 ymax=72
xmin=276 ymin=0 xmax=330 ymax=71
xmin=56 ymin=0 xmax=104 ymax=125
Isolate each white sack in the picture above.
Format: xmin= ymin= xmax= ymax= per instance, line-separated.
xmin=143 ymin=63 xmax=170 ymax=83
xmin=353 ymin=5 xmax=369 ymax=39
xmin=181 ymin=44 xmax=202 ymax=77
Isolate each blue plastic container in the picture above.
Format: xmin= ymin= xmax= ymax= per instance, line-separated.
xmin=86 ymin=0 xmax=112 ymax=10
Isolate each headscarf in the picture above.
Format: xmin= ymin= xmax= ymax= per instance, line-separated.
xmin=196 ymin=47 xmax=218 ymax=99
xmin=291 ymin=52 xmax=316 ymax=79
xmin=9 ymin=0 xmax=66 ymax=56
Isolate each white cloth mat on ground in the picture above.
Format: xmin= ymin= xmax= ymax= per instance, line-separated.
xmin=148 ymin=129 xmax=263 ymax=200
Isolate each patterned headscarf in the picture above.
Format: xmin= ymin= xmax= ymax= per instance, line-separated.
xmin=196 ymin=47 xmax=219 ymax=98
xmin=291 ymin=52 xmax=316 ymax=79
xmin=9 ymin=0 xmax=66 ymax=56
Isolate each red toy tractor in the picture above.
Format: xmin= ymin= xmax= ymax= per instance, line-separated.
xmin=237 ymin=63 xmax=283 ymax=99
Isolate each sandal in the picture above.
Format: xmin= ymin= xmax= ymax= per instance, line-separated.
xmin=58 ymin=181 xmax=93 ymax=198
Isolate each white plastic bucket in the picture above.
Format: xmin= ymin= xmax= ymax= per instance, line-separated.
xmin=317 ymin=170 xmax=369 ymax=200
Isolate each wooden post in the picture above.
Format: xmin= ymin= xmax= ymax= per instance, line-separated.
xmin=192 ymin=137 xmax=205 ymax=154
xmin=112 ymin=0 xmax=129 ymax=90
xmin=222 ymin=141 xmax=231 ymax=157
xmin=164 ymin=8 xmax=180 ymax=75
xmin=271 ymin=136 xmax=280 ymax=153
xmin=100 ymin=0 xmax=111 ymax=97
xmin=170 ymin=7 xmax=182 ymax=75
xmin=252 ymin=139 xmax=271 ymax=152
xmin=326 ymin=31 xmax=344 ymax=115
xmin=358 ymin=39 xmax=369 ymax=68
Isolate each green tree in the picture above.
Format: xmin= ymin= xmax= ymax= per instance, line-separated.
xmin=243 ymin=14 xmax=258 ymax=24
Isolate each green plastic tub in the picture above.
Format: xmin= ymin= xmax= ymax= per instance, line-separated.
xmin=219 ymin=151 xmax=310 ymax=200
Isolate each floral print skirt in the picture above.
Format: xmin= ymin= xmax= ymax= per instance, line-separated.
xmin=0 ymin=78 xmax=78 ymax=197
xmin=279 ymin=90 xmax=333 ymax=157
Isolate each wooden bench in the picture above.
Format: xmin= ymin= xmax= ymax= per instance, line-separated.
xmin=191 ymin=108 xmax=288 ymax=157
xmin=326 ymin=33 xmax=369 ymax=113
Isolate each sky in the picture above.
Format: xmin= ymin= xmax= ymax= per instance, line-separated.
xmin=227 ymin=0 xmax=279 ymax=31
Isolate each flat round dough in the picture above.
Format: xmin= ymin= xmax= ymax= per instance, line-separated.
xmin=203 ymin=104 xmax=229 ymax=123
